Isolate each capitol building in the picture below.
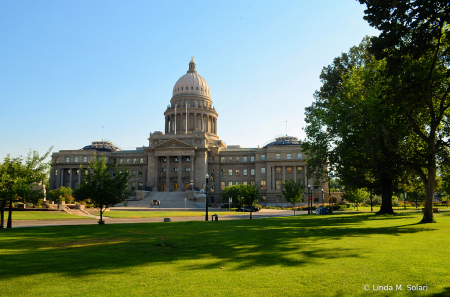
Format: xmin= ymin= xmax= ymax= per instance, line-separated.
xmin=49 ymin=58 xmax=328 ymax=206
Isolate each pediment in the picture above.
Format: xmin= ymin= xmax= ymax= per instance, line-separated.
xmin=153 ymin=139 xmax=196 ymax=150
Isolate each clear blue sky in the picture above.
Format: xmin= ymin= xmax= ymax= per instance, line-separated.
xmin=0 ymin=0 xmax=378 ymax=160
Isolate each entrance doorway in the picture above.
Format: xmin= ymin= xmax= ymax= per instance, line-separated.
xmin=185 ymin=183 xmax=190 ymax=191
xmin=173 ymin=181 xmax=178 ymax=192
xmin=161 ymin=183 xmax=166 ymax=192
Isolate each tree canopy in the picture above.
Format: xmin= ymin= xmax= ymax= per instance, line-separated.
xmin=281 ymin=179 xmax=304 ymax=215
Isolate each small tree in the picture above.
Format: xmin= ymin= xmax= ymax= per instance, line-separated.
xmin=0 ymin=149 xmax=52 ymax=228
xmin=342 ymin=188 xmax=369 ymax=211
xmin=73 ymin=153 xmax=131 ymax=224
xmin=221 ymin=185 xmax=243 ymax=209
xmin=47 ymin=186 xmax=73 ymax=203
xmin=240 ymin=184 xmax=261 ymax=219
xmin=282 ymin=179 xmax=305 ymax=215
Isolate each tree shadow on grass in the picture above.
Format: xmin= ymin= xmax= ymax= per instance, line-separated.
xmin=0 ymin=212 xmax=440 ymax=279
xmin=429 ymin=287 xmax=450 ymax=296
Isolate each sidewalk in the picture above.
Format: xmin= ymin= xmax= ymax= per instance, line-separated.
xmin=11 ymin=209 xmax=302 ymax=228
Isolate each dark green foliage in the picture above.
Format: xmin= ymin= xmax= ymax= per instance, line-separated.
xmin=281 ymin=179 xmax=305 ymax=215
xmin=220 ymin=184 xmax=261 ymax=219
xmin=47 ymin=186 xmax=73 ymax=203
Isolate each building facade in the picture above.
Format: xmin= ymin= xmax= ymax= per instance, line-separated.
xmin=49 ymin=59 xmax=328 ymax=206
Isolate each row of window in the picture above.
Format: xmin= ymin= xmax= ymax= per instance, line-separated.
xmin=219 ymin=166 xmax=303 ymax=176
xmin=161 ymin=168 xmax=191 ymax=172
xmin=161 ymin=157 xmax=191 ymax=162
xmin=57 ymin=157 xmax=145 ymax=164
xmin=112 ymin=170 xmax=144 ymax=177
xmin=130 ymin=182 xmax=144 ymax=191
xmin=213 ymin=154 xmax=303 ymax=163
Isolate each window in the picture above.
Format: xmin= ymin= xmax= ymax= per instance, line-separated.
xmin=221 ymin=157 xmax=225 ymax=163
xmin=67 ymin=170 xmax=71 ymax=175
xmin=85 ymin=170 xmax=88 ymax=175
xmin=276 ymin=167 xmax=282 ymax=173
xmin=126 ymin=159 xmax=130 ymax=164
xmin=84 ymin=157 xmax=87 ymax=162
xmin=138 ymin=170 xmax=143 ymax=177
xmin=287 ymin=167 xmax=292 ymax=174
xmin=74 ymin=157 xmax=78 ymax=163
xmin=138 ymin=182 xmax=143 ymax=190
xmin=228 ymin=169 xmax=233 ymax=176
xmin=210 ymin=156 xmax=213 ymax=162
xmin=261 ymin=155 xmax=265 ymax=161
xmin=228 ymin=157 xmax=232 ymax=162
xmin=276 ymin=154 xmax=280 ymax=160
xmin=162 ymin=168 xmax=166 ymax=172
xmin=113 ymin=159 xmax=117 ymax=164
xmin=236 ymin=157 xmax=240 ymax=162
xmin=243 ymin=181 xmax=248 ymax=186
xmin=54 ymin=169 xmax=57 ymax=176
xmin=298 ymin=153 xmax=303 ymax=159
xmin=236 ymin=169 xmax=240 ymax=176
xmin=112 ymin=171 xmax=116 ymax=177
xmin=140 ymin=158 xmax=144 ymax=164
xmin=298 ymin=166 xmax=303 ymax=174
xmin=261 ymin=168 xmax=266 ymax=174
xmin=251 ymin=156 xmax=255 ymax=162
xmin=261 ymin=181 xmax=266 ymax=190
xmin=221 ymin=182 xmax=225 ymax=190
xmin=120 ymin=159 xmax=124 ymax=164
xmin=210 ymin=174 xmax=214 ymax=181
xmin=251 ymin=169 xmax=255 ymax=176
xmin=211 ymin=169 xmax=214 ymax=173
xmin=228 ymin=181 xmax=233 ymax=187
xmin=76 ymin=170 xmax=79 ymax=175
xmin=131 ymin=182 xmax=136 ymax=191
xmin=243 ymin=156 xmax=248 ymax=162
xmin=163 ymin=157 xmax=167 ymax=162
xmin=65 ymin=157 xmax=70 ymax=163
xmin=236 ymin=182 xmax=240 ymax=185
xmin=243 ymin=169 xmax=248 ymax=176
xmin=55 ymin=158 xmax=58 ymax=163
xmin=174 ymin=168 xmax=178 ymax=172
xmin=133 ymin=158 xmax=137 ymax=164
xmin=221 ymin=169 xmax=225 ymax=176
xmin=132 ymin=170 xmax=136 ymax=176
xmin=287 ymin=154 xmax=291 ymax=160
xmin=186 ymin=168 xmax=191 ymax=172
xmin=175 ymin=157 xmax=179 ymax=162
xmin=250 ymin=181 xmax=255 ymax=186
xmin=276 ymin=180 xmax=282 ymax=190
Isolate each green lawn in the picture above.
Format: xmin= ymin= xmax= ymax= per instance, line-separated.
xmin=4 ymin=211 xmax=93 ymax=220
xmin=99 ymin=210 xmax=245 ymax=218
xmin=1 ymin=212 xmax=449 ymax=296
xmin=339 ymin=205 xmax=450 ymax=212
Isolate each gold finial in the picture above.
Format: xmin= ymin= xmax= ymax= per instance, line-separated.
xmin=191 ymin=56 xmax=194 ymax=61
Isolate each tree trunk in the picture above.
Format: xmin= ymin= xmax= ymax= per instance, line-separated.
xmin=250 ymin=209 xmax=252 ymax=219
xmin=377 ymin=175 xmax=394 ymax=215
xmin=7 ymin=198 xmax=13 ymax=228
xmin=0 ymin=200 xmax=6 ymax=229
xmin=99 ymin=207 xmax=103 ymax=224
xmin=421 ymin=164 xmax=436 ymax=223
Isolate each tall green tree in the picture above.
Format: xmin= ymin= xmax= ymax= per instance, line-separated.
xmin=220 ymin=184 xmax=261 ymax=219
xmin=342 ymin=188 xmax=369 ymax=211
xmin=0 ymin=149 xmax=52 ymax=228
xmin=73 ymin=153 xmax=131 ymax=224
xmin=303 ymin=37 xmax=409 ymax=215
xmin=281 ymin=179 xmax=304 ymax=215
xmin=359 ymin=0 xmax=450 ymax=223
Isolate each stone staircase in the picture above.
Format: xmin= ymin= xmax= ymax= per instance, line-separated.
xmin=63 ymin=207 xmax=97 ymax=218
xmin=118 ymin=191 xmax=199 ymax=208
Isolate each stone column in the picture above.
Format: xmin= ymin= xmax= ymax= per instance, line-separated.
xmin=69 ymin=169 xmax=73 ymax=189
xmin=78 ymin=169 xmax=81 ymax=188
xmin=165 ymin=156 xmax=170 ymax=191
xmin=267 ymin=165 xmax=272 ymax=190
xmin=201 ymin=114 xmax=204 ymax=131
xmin=190 ymin=154 xmax=194 ymax=186
xmin=155 ymin=157 xmax=159 ymax=189
xmin=282 ymin=166 xmax=286 ymax=189
xmin=178 ymin=155 xmax=182 ymax=191
xmin=271 ymin=167 xmax=275 ymax=189
xmin=294 ymin=165 xmax=297 ymax=182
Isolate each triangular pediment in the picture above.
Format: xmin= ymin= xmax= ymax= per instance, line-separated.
xmin=153 ymin=138 xmax=196 ymax=150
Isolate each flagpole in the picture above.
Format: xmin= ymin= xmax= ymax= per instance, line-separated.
xmin=185 ymin=101 xmax=188 ymax=134
xmin=174 ymin=106 xmax=177 ymax=135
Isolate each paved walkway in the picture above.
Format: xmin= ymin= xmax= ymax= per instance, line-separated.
xmin=11 ymin=209 xmax=304 ymax=228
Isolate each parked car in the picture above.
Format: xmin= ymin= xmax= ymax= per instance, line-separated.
xmin=236 ymin=206 xmax=260 ymax=212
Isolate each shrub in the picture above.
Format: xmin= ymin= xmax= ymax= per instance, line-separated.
xmin=333 ymin=205 xmax=341 ymax=210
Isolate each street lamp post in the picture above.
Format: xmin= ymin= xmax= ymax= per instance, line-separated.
xmin=205 ymin=173 xmax=209 ymax=221
xmin=322 ymin=188 xmax=324 ymax=206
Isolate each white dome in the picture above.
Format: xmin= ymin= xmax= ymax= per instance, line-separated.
xmin=172 ymin=59 xmax=211 ymax=97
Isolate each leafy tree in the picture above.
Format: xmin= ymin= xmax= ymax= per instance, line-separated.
xmin=220 ymin=185 xmax=243 ymax=208
xmin=47 ymin=186 xmax=73 ymax=203
xmin=342 ymin=188 xmax=369 ymax=211
xmin=329 ymin=179 xmax=343 ymax=192
xmin=359 ymin=0 xmax=450 ymax=223
xmin=220 ymin=184 xmax=261 ymax=219
xmin=0 ymin=149 xmax=52 ymax=228
xmin=73 ymin=153 xmax=131 ymax=224
xmin=282 ymin=179 xmax=304 ymax=215
xmin=303 ymin=37 xmax=409 ymax=215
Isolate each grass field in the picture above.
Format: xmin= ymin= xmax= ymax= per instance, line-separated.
xmin=4 ymin=211 xmax=93 ymax=220
xmin=99 ymin=210 xmax=246 ymax=218
xmin=1 ymin=212 xmax=449 ymax=296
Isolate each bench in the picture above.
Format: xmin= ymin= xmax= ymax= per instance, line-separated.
xmin=422 ymin=208 xmax=440 ymax=213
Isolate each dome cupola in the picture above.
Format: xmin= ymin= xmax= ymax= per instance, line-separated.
xmin=172 ymin=57 xmax=210 ymax=98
